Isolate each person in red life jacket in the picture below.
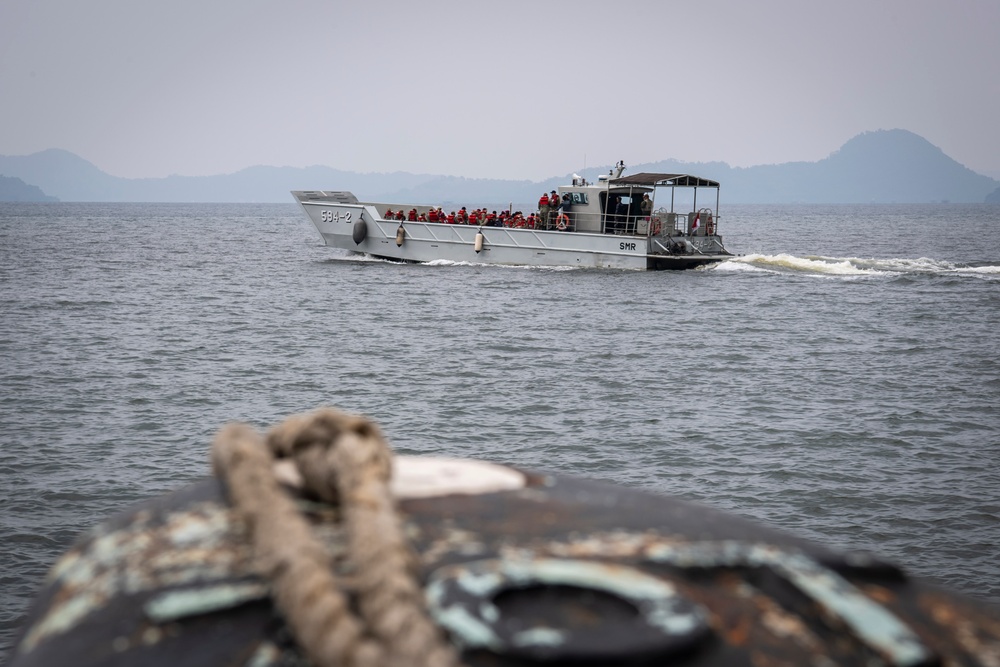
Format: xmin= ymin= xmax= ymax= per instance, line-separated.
xmin=417 ymin=213 xmax=427 ymax=222
xmin=486 ymin=210 xmax=497 ymax=226
xmin=537 ymin=193 xmax=550 ymax=229
xmin=447 ymin=211 xmax=456 ymax=224
xmin=548 ymin=191 xmax=559 ymax=229
xmin=468 ymin=209 xmax=479 ymax=226
xmin=384 ymin=208 xmax=394 ymax=219
xmin=458 ymin=207 xmax=468 ymax=224
xmin=395 ymin=210 xmax=405 ymax=221
xmin=408 ymin=208 xmax=417 ymax=221
xmin=428 ymin=208 xmax=439 ymax=222
xmin=527 ymin=213 xmax=537 ymax=229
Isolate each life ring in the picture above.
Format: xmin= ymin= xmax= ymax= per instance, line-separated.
xmin=650 ymin=216 xmax=661 ymax=235
xmin=556 ymin=215 xmax=569 ymax=231
xmin=696 ymin=209 xmax=715 ymax=236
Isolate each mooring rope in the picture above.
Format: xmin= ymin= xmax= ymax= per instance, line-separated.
xmin=212 ymin=408 xmax=461 ymax=667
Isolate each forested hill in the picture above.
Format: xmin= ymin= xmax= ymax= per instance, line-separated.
xmin=2 ymin=130 xmax=997 ymax=204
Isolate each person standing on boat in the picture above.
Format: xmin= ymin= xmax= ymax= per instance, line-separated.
xmin=537 ymin=193 xmax=550 ymax=230
xmin=608 ymin=195 xmax=621 ymax=233
xmin=641 ymin=194 xmax=652 ymax=217
xmin=548 ymin=191 xmax=559 ymax=229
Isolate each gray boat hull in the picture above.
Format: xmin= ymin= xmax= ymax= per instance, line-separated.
xmin=294 ymin=196 xmax=731 ymax=270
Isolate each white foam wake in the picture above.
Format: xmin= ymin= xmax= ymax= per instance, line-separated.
xmin=720 ymin=254 xmax=1000 ymax=278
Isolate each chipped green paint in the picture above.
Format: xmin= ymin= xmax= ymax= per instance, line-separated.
xmin=426 ymin=557 xmax=707 ymax=652
xmin=426 ymin=594 xmax=502 ymax=649
xmin=498 ymin=558 xmax=674 ymax=600
xmin=17 ymin=502 xmax=256 ymax=654
xmin=144 ymin=582 xmax=269 ymax=623
xmin=641 ymin=540 xmax=933 ymax=667
xmin=19 ymin=592 xmax=100 ymax=653
xmin=773 ymin=554 xmax=930 ymax=667
xmin=450 ymin=569 xmax=504 ymax=598
xmin=512 ymin=627 xmax=566 ymax=647
xmin=422 ymin=532 xmax=934 ymax=666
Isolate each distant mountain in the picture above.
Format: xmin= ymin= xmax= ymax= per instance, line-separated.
xmin=0 ymin=149 xmax=435 ymax=203
xmin=0 ymin=174 xmax=58 ymax=202
xmin=2 ymin=130 xmax=997 ymax=204
xmin=740 ymin=130 xmax=997 ymax=203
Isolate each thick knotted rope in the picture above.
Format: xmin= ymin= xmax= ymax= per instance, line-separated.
xmin=212 ymin=408 xmax=462 ymax=667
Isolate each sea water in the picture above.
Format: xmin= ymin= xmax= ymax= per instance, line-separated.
xmin=1 ymin=201 xmax=998 ymax=658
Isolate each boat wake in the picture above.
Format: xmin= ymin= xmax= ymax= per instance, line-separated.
xmin=717 ymin=253 xmax=1000 ymax=279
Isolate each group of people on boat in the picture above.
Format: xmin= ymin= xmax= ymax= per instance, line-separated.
xmin=536 ymin=190 xmax=571 ymax=229
xmin=383 ymin=196 xmax=572 ymax=231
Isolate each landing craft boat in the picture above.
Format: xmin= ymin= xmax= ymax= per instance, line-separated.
xmin=9 ymin=408 xmax=1000 ymax=667
xmin=292 ymin=164 xmax=733 ymax=270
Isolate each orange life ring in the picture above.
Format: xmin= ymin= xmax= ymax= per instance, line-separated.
xmin=556 ymin=215 xmax=569 ymax=231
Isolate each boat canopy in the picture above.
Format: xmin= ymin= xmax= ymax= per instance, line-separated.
xmin=608 ymin=173 xmax=720 ymax=188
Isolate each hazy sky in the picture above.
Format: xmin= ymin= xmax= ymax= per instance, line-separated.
xmin=2 ymin=0 xmax=998 ymax=181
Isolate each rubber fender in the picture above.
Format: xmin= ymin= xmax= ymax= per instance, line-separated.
xmin=352 ymin=219 xmax=367 ymax=245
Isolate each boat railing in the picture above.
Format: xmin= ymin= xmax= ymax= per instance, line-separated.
xmin=559 ymin=209 xmax=719 ymax=238
xmin=649 ymin=209 xmax=720 ymax=238
xmin=371 ymin=207 xmax=719 ymax=238
xmin=535 ymin=209 xmax=647 ymax=235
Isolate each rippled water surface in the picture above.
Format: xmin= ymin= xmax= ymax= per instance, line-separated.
xmin=2 ymin=202 xmax=999 ymax=658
